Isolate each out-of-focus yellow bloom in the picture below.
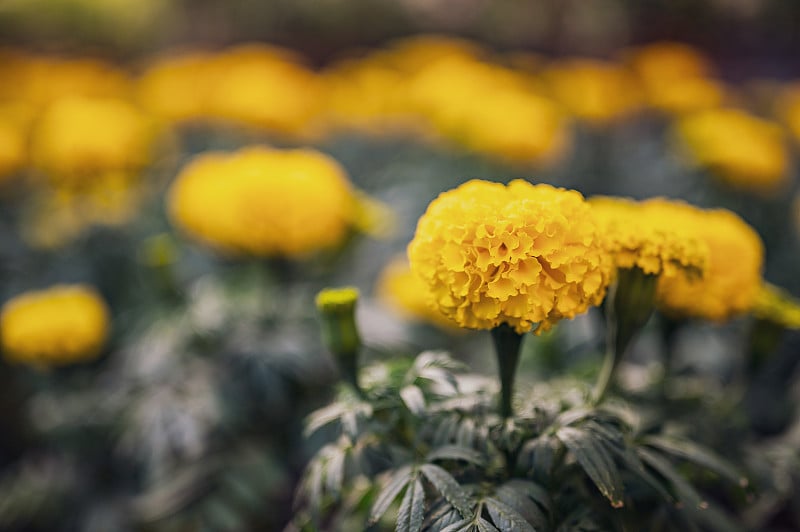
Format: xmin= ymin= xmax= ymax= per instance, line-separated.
xmin=207 ymin=44 xmax=321 ymax=136
xmin=542 ymin=59 xmax=642 ymax=124
xmin=408 ymin=180 xmax=612 ymax=334
xmin=0 ymin=50 xmax=131 ymax=107
xmin=22 ymin=172 xmax=145 ymax=249
xmin=30 ymin=96 xmax=154 ymax=183
xmin=752 ymin=283 xmax=800 ymax=329
xmin=626 ymin=42 xmax=725 ymax=114
xmin=1 ymin=284 xmax=110 ymax=367
xmin=0 ymin=118 xmax=25 ymax=181
xmin=136 ymin=51 xmax=218 ymax=124
xmin=168 ymin=146 xmax=387 ymax=257
xmin=649 ymin=200 xmax=763 ymax=321
xmin=590 ymin=196 xmax=707 ymax=279
xmin=674 ymin=108 xmax=789 ymax=193
xmin=376 ymin=256 xmax=458 ymax=329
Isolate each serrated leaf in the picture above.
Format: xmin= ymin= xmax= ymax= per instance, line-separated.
xmin=303 ymin=402 xmax=349 ymax=438
xmin=324 ymin=446 xmax=347 ymax=498
xmin=439 ymin=518 xmax=474 ymax=532
xmin=420 ymin=464 xmax=473 ymax=519
xmin=456 ymin=417 xmax=476 ymax=448
xmin=485 ymin=497 xmax=536 ymax=532
xmin=494 ymin=480 xmax=549 ymax=530
xmin=427 ymin=445 xmax=485 ymax=467
xmin=610 ymin=446 xmax=675 ymax=504
xmin=556 ymin=426 xmax=624 ymax=508
xmin=427 ymin=502 xmax=463 ymax=530
xmin=476 ymin=517 xmax=501 ymax=532
xmin=642 ymin=435 xmax=747 ymax=488
xmin=433 ymin=414 xmax=459 ymax=446
xmin=368 ymin=465 xmax=414 ymax=525
xmin=401 ymin=385 xmax=427 ymax=416
xmin=396 ymin=477 xmax=424 ymax=532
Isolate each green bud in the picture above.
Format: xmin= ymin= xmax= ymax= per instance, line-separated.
xmin=316 ymin=287 xmax=362 ymax=392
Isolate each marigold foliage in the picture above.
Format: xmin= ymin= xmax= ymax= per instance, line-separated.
xmin=590 ymin=196 xmax=708 ymax=280
xmin=675 ymin=108 xmax=788 ymax=193
xmin=30 ymin=96 xmax=153 ymax=182
xmin=408 ymin=180 xmax=612 ymax=334
xmin=168 ymin=146 xmax=374 ymax=257
xmin=648 ymin=200 xmax=764 ymax=321
xmin=1 ymin=284 xmax=110 ymax=367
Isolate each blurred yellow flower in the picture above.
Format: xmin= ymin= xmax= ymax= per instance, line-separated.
xmin=649 ymin=200 xmax=763 ymax=321
xmin=0 ymin=50 xmax=132 ymax=108
xmin=30 ymin=96 xmax=154 ymax=183
xmin=22 ymin=172 xmax=145 ymax=249
xmin=626 ymin=42 xmax=725 ymax=114
xmin=168 ymin=146 xmax=387 ymax=257
xmin=674 ymin=108 xmax=789 ymax=193
xmin=408 ymin=180 xmax=612 ymax=334
xmin=1 ymin=284 xmax=110 ymax=367
xmin=376 ymin=256 xmax=457 ymax=329
xmin=0 ymin=118 xmax=25 ymax=181
xmin=590 ymin=196 xmax=707 ymax=279
xmin=136 ymin=50 xmax=218 ymax=124
xmin=752 ymin=283 xmax=800 ymax=329
xmin=542 ymin=59 xmax=642 ymax=124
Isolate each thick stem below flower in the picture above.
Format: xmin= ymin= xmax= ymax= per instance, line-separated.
xmin=491 ymin=323 xmax=525 ymax=419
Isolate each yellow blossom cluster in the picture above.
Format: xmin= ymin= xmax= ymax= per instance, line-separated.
xmin=674 ymin=108 xmax=788 ymax=193
xmin=137 ymin=44 xmax=321 ymax=136
xmin=1 ymin=284 xmax=110 ymax=367
xmin=625 ymin=41 xmax=726 ymax=114
xmin=408 ymin=180 xmax=612 ymax=334
xmin=589 ymin=196 xmax=708 ymax=279
xmin=645 ymin=200 xmax=764 ymax=322
xmin=376 ymin=256 xmax=458 ymax=330
xmin=542 ymin=59 xmax=642 ymax=125
xmin=167 ymin=146 xmax=385 ymax=257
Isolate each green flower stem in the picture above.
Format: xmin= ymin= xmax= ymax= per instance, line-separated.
xmin=593 ymin=267 xmax=658 ymax=405
xmin=316 ymin=287 xmax=363 ymax=395
xmin=491 ymin=323 xmax=525 ymax=419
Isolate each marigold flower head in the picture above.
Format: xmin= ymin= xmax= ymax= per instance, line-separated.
xmin=1 ymin=284 xmax=110 ymax=367
xmin=167 ymin=146 xmax=382 ymax=257
xmin=376 ymin=256 xmax=458 ymax=330
xmin=674 ymin=108 xmax=789 ymax=193
xmin=590 ymin=196 xmax=708 ymax=279
xmin=0 ymin=118 xmax=25 ymax=182
xmin=626 ymin=42 xmax=725 ymax=114
xmin=542 ymin=59 xmax=642 ymax=124
xmin=408 ymin=180 xmax=612 ymax=333
xmin=648 ymin=200 xmax=764 ymax=321
xmin=752 ymin=283 xmax=800 ymax=329
xmin=30 ymin=96 xmax=154 ymax=183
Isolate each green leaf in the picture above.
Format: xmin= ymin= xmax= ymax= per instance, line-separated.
xmin=432 ymin=414 xmax=459 ymax=446
xmin=556 ymin=426 xmax=624 ymax=508
xmin=396 ymin=477 xmax=425 ymax=532
xmin=484 ymin=497 xmax=536 ymax=532
xmin=642 ymin=435 xmax=748 ymax=488
xmin=420 ymin=464 xmax=474 ymax=519
xmin=494 ymin=480 xmax=549 ymax=531
xmin=427 ymin=501 xmax=463 ymax=530
xmin=400 ymin=385 xmax=426 ymax=416
xmin=324 ymin=446 xmax=347 ymax=498
xmin=427 ymin=445 xmax=486 ymax=467
xmin=610 ymin=446 xmax=675 ymax=504
xmin=439 ymin=518 xmax=475 ymax=532
xmin=368 ymin=465 xmax=414 ymax=525
xmin=476 ymin=517 xmax=501 ymax=532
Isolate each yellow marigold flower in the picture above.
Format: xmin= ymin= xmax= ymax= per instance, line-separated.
xmin=408 ymin=180 xmax=612 ymax=333
xmin=589 ymin=196 xmax=707 ymax=279
xmin=206 ymin=44 xmax=321 ymax=136
xmin=0 ymin=118 xmax=25 ymax=182
xmin=167 ymin=146 xmax=382 ymax=257
xmin=136 ymin=50 xmax=218 ymax=124
xmin=1 ymin=284 xmax=110 ymax=367
xmin=30 ymin=96 xmax=154 ymax=183
xmin=376 ymin=256 xmax=458 ymax=329
xmin=542 ymin=59 xmax=642 ymax=124
xmin=649 ymin=200 xmax=764 ymax=321
xmin=626 ymin=42 xmax=725 ymax=114
xmin=674 ymin=108 xmax=789 ymax=193
xmin=752 ymin=283 xmax=800 ymax=329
